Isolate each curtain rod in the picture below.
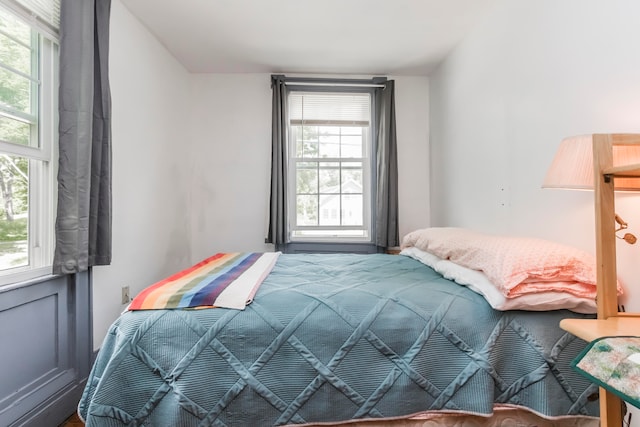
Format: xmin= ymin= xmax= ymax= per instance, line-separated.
xmin=284 ymin=81 xmax=385 ymax=88
xmin=273 ymin=74 xmax=388 ymax=88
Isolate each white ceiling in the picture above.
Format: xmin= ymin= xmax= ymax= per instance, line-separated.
xmin=119 ymin=0 xmax=497 ymax=75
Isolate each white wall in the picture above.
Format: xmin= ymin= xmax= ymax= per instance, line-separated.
xmin=91 ymin=0 xmax=192 ymax=350
xmin=187 ymin=74 xmax=273 ymax=261
xmin=395 ymin=76 xmax=431 ymax=240
xmin=187 ymin=74 xmax=430 ymax=261
xmin=429 ymin=0 xmax=640 ymax=313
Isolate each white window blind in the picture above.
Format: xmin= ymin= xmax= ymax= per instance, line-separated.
xmin=4 ymin=0 xmax=59 ymax=36
xmin=289 ymin=92 xmax=371 ymax=126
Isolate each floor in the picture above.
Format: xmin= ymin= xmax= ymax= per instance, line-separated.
xmin=59 ymin=412 xmax=83 ymax=427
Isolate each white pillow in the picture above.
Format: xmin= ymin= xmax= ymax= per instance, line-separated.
xmin=400 ymin=246 xmax=441 ymax=268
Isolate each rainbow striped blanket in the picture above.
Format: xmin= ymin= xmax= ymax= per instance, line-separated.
xmin=128 ymin=252 xmax=281 ymax=310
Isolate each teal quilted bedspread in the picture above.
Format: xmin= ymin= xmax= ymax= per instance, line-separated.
xmin=78 ymin=254 xmax=599 ymax=426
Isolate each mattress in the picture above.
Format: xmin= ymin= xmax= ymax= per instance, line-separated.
xmin=78 ymin=253 xmax=599 ymax=426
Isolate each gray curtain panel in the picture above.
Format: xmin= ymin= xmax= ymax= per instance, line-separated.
xmin=266 ymin=75 xmax=289 ymax=246
xmin=53 ymin=0 xmax=112 ymax=274
xmin=374 ymin=80 xmax=399 ymax=248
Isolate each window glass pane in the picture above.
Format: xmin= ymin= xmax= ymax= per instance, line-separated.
xmin=0 ymin=32 xmax=31 ymax=75
xmin=0 ymin=116 xmax=30 ymax=145
xmin=341 ymin=164 xmax=362 ymax=193
xmin=319 ymin=194 xmax=340 ymax=226
xmin=0 ymin=8 xmax=36 ymax=117
xmin=0 ymin=67 xmax=32 ymax=113
xmin=322 ymin=126 xmax=340 ymax=135
xmin=291 ymin=125 xmax=303 ymax=157
xmin=319 ymin=131 xmax=339 ymax=158
xmin=319 ymin=162 xmax=339 ymax=193
xmin=341 ymin=194 xmax=363 ymax=226
xmin=341 ymin=126 xmax=362 ymax=135
xmin=302 ymin=126 xmax=318 ymax=141
xmin=0 ymin=154 xmax=28 ymax=270
xmin=341 ymin=134 xmax=363 ymax=158
xmin=296 ymin=162 xmax=317 ymax=194
xmin=0 ymin=8 xmax=31 ymax=46
xmin=301 ymin=126 xmax=318 ymax=158
xmin=296 ymin=195 xmax=317 ymax=226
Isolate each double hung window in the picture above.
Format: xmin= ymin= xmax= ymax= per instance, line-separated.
xmin=0 ymin=0 xmax=58 ymax=284
xmin=288 ymin=90 xmax=373 ymax=242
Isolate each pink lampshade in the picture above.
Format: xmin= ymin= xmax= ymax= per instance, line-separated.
xmin=543 ymin=134 xmax=640 ymax=191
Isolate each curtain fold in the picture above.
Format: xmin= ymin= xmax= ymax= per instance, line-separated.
xmin=266 ymin=75 xmax=289 ymax=246
xmin=374 ymin=80 xmax=399 ymax=248
xmin=53 ymin=0 xmax=112 ymax=274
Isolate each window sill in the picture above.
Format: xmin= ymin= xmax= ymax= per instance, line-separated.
xmin=279 ymin=241 xmax=382 ymax=254
xmin=0 ymin=266 xmax=58 ymax=293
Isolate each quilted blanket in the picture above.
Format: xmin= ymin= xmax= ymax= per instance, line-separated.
xmin=572 ymin=336 xmax=640 ymax=409
xmin=79 ymin=254 xmax=599 ymax=426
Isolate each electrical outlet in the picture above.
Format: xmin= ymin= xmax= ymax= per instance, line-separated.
xmin=121 ymin=286 xmax=130 ymax=305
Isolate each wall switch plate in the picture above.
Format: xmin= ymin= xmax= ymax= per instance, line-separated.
xmin=121 ymin=286 xmax=130 ymax=305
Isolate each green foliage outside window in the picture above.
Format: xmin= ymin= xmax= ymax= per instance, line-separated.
xmin=0 ymin=7 xmax=35 ymax=268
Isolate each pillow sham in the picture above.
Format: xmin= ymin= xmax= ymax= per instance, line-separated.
xmin=401 ymin=227 xmax=623 ymax=299
xmin=401 ymin=246 xmax=597 ymax=313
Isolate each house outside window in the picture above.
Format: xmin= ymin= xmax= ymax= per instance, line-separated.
xmin=287 ymin=90 xmax=373 ymax=242
xmin=0 ymin=1 xmax=58 ymax=285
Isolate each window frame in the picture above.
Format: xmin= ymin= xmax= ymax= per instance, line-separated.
xmin=0 ymin=1 xmax=57 ymax=286
xmin=286 ymin=84 xmax=377 ymax=244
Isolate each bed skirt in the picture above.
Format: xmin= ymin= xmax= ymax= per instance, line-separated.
xmin=293 ymin=405 xmax=599 ymax=427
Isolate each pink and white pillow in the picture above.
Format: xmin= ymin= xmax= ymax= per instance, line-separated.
xmin=400 ymin=227 xmax=624 ymax=313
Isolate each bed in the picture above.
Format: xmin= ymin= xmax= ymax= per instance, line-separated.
xmin=78 ymin=228 xmax=606 ymax=426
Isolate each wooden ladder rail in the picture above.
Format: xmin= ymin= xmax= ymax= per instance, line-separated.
xmin=592 ymin=133 xmax=638 ymax=427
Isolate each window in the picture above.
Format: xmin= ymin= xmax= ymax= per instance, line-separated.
xmin=0 ymin=1 xmax=58 ymax=284
xmin=288 ymin=91 xmax=373 ymax=242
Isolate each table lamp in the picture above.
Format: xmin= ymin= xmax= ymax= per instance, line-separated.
xmin=543 ymin=134 xmax=640 ymax=244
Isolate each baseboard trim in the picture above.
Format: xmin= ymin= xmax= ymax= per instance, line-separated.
xmin=10 ymin=379 xmax=86 ymax=427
